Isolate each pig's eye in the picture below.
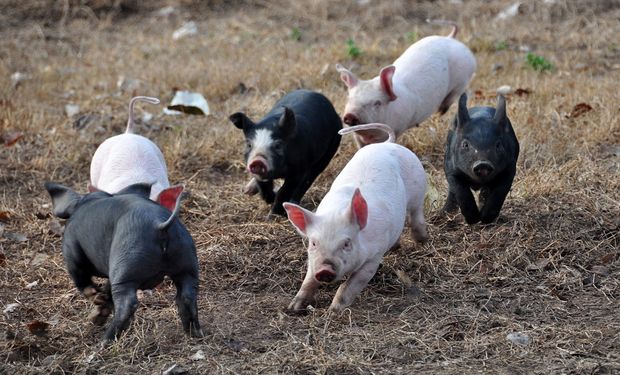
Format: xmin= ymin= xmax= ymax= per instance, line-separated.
xmin=310 ymin=240 xmax=317 ymax=247
xmin=461 ymin=140 xmax=470 ymax=150
xmin=373 ymin=100 xmax=382 ymax=107
xmin=245 ymin=141 xmax=252 ymax=150
xmin=273 ymin=141 xmax=284 ymax=153
xmin=342 ymin=239 xmax=352 ymax=250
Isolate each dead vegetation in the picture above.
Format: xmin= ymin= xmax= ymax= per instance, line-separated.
xmin=0 ymin=0 xmax=619 ymax=373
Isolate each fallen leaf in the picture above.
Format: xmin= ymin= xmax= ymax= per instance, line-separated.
xmin=4 ymin=231 xmax=28 ymax=243
xmin=25 ymin=281 xmax=39 ymax=289
xmin=3 ymin=131 xmax=23 ymax=147
xmin=567 ymin=102 xmax=593 ymax=118
xmin=0 ymin=211 xmax=10 ymax=222
xmin=26 ymin=320 xmax=49 ymax=336
xmin=30 ymin=253 xmax=49 ymax=267
xmin=514 ymin=88 xmax=531 ymax=96
xmin=0 ymin=252 xmax=6 ymax=267
xmin=3 ymin=303 xmax=19 ymax=314
xmin=189 ymin=349 xmax=205 ymax=361
xmin=506 ymin=332 xmax=531 ymax=346
xmin=591 ymin=265 xmax=610 ymax=276
xmin=601 ymin=253 xmax=617 ymax=264
xmin=526 ymin=258 xmax=550 ymax=271
xmin=36 ymin=209 xmax=51 ymax=220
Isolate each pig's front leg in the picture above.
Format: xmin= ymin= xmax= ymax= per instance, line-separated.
xmin=288 ymin=268 xmax=320 ymax=313
xmin=270 ymin=175 xmax=303 ymax=216
xmin=479 ymin=169 xmax=515 ymax=224
xmin=256 ymin=179 xmax=276 ymax=204
xmin=172 ymin=273 xmax=204 ymax=338
xmin=448 ymin=175 xmax=480 ymax=224
xmin=329 ymin=259 xmax=381 ymax=312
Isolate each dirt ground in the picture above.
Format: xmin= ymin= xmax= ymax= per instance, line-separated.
xmin=0 ymin=0 xmax=619 ymax=374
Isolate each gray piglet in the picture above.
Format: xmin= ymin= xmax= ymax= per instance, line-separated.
xmin=44 ymin=182 xmax=203 ymax=342
xmin=443 ymin=93 xmax=519 ymax=224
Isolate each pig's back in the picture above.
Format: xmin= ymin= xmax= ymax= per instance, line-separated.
xmin=319 ymin=143 xmax=412 ymax=245
xmin=268 ymin=89 xmax=342 ymax=133
xmin=90 ymin=134 xmax=170 ymax=200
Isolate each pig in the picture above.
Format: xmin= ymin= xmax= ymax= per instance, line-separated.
xmin=89 ymin=96 xmax=184 ymax=212
xmin=283 ymin=123 xmax=427 ymax=312
xmin=44 ymin=182 xmax=203 ymax=342
xmin=336 ymin=23 xmax=476 ymax=146
xmin=443 ymin=93 xmax=519 ymax=224
xmin=229 ymin=89 xmax=342 ymax=216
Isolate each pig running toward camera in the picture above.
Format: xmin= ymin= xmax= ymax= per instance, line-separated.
xmin=230 ymin=89 xmax=342 ymax=216
xmin=443 ymin=93 xmax=519 ymax=224
xmin=283 ymin=123 xmax=427 ymax=312
xmin=89 ymin=96 xmax=184 ymax=212
xmin=44 ymin=182 xmax=203 ymax=342
xmin=336 ymin=22 xmax=476 ymax=146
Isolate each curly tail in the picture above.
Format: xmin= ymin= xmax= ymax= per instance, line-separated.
xmin=338 ymin=123 xmax=396 ymax=143
xmin=126 ymin=96 xmax=160 ymax=134
xmin=426 ymin=19 xmax=458 ymax=38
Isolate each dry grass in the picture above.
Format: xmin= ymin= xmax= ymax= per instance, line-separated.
xmin=1 ymin=0 xmax=619 ymax=373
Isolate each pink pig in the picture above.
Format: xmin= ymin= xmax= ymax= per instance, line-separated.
xmin=283 ymin=123 xmax=428 ymax=312
xmin=89 ymin=96 xmax=183 ymax=211
xmin=336 ymin=23 xmax=476 ymax=146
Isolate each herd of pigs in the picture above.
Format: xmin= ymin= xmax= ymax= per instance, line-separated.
xmin=43 ymin=23 xmax=519 ymax=343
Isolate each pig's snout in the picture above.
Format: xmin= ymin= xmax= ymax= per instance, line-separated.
xmin=315 ymin=269 xmax=336 ymax=283
xmin=343 ymin=113 xmax=359 ymax=126
xmin=473 ymin=161 xmax=494 ymax=179
xmin=315 ymin=261 xmax=337 ymax=283
xmin=247 ymin=156 xmax=269 ymax=177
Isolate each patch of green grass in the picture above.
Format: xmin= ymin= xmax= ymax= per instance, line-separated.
xmin=526 ymin=52 xmax=554 ymax=72
xmin=346 ymin=38 xmax=362 ymax=58
xmin=495 ymin=40 xmax=508 ymax=51
xmin=406 ymin=31 xmax=418 ymax=43
xmin=290 ymin=27 xmax=302 ymax=41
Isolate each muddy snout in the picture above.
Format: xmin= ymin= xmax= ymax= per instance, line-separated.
xmin=247 ymin=155 xmax=269 ymax=178
xmin=314 ymin=260 xmax=337 ymax=283
xmin=343 ymin=113 xmax=359 ymax=126
xmin=473 ymin=160 xmax=494 ymax=180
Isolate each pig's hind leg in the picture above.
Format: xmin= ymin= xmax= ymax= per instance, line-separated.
xmin=172 ymin=274 xmax=204 ymax=338
xmin=103 ymin=283 xmax=139 ymax=342
xmin=407 ymin=202 xmax=428 ymax=243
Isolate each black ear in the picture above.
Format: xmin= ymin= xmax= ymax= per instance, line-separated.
xmin=493 ymin=95 xmax=508 ymax=130
xmin=456 ymin=93 xmax=470 ymax=128
xmin=116 ymin=183 xmax=152 ymax=198
xmin=278 ymin=107 xmax=297 ymax=138
xmin=44 ymin=182 xmax=81 ymax=219
xmin=229 ymin=112 xmax=253 ymax=130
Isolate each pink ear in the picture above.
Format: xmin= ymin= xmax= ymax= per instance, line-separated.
xmin=350 ymin=188 xmax=368 ymax=230
xmin=379 ymin=65 xmax=397 ymax=101
xmin=157 ymin=185 xmax=185 ymax=211
xmin=283 ymin=202 xmax=310 ymax=234
xmin=336 ymin=64 xmax=358 ymax=88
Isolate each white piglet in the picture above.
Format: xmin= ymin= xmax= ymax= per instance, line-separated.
xmin=283 ymin=123 xmax=428 ymax=313
xmin=89 ymin=96 xmax=183 ymax=211
xmin=336 ymin=23 xmax=476 ymax=146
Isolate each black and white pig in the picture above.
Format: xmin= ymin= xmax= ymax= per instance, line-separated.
xmin=44 ymin=182 xmax=203 ymax=342
xmin=229 ymin=89 xmax=342 ymax=216
xmin=443 ymin=93 xmax=519 ymax=224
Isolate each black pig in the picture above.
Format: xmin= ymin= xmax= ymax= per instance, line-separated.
xmin=230 ymin=89 xmax=342 ymax=216
xmin=443 ymin=93 xmax=519 ymax=224
xmin=44 ymin=182 xmax=203 ymax=342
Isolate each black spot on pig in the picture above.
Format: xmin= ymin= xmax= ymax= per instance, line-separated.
xmin=443 ymin=93 xmax=519 ymax=224
xmin=229 ymin=89 xmax=342 ymax=217
xmin=44 ymin=182 xmax=203 ymax=342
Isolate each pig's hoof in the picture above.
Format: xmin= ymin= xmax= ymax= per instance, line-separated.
xmin=189 ymin=328 xmax=205 ymax=338
xmin=243 ymin=179 xmax=259 ymax=196
xmin=83 ymin=286 xmax=98 ymax=299
xmin=88 ymin=308 xmax=110 ymax=326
